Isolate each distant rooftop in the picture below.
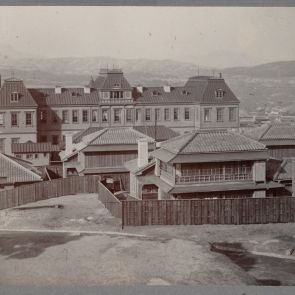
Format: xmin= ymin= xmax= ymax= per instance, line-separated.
xmin=243 ymin=123 xmax=295 ymax=142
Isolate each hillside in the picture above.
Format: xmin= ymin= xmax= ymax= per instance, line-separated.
xmin=0 ymin=57 xmax=294 ymax=112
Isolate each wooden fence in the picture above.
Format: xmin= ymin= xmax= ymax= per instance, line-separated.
xmin=121 ymin=197 xmax=295 ymax=227
xmin=97 ymin=181 xmax=122 ymax=218
xmin=0 ymin=175 xmax=100 ymax=210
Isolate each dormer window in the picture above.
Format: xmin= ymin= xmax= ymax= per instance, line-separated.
xmin=10 ymin=92 xmax=19 ymax=102
xmin=113 ymin=83 xmax=120 ymax=88
xmin=215 ymin=89 xmax=225 ymax=98
xmin=152 ymin=90 xmax=160 ymax=96
xmin=71 ymin=92 xmax=78 ymax=97
xmin=182 ymin=90 xmax=190 ymax=95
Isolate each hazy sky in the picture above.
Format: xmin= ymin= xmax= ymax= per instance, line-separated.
xmin=0 ymin=6 xmax=295 ymax=67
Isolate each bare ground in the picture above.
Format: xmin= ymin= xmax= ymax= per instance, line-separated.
xmin=0 ymin=194 xmax=294 ymax=286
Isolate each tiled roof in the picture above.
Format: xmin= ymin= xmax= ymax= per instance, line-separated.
xmin=159 ymin=130 xmax=266 ymax=155
xmin=244 ymin=123 xmax=295 ymax=141
xmin=73 ymin=126 xmax=178 ymax=144
xmin=132 ymin=126 xmax=179 ymax=141
xmin=29 ymin=88 xmax=100 ymax=106
xmin=0 ymin=78 xmax=38 ymax=108
xmin=73 ymin=127 xmax=104 ymax=144
xmin=0 ymin=153 xmax=42 ymax=185
xmin=89 ymin=128 xmax=155 ymax=145
xmin=12 ymin=142 xmax=61 ymax=153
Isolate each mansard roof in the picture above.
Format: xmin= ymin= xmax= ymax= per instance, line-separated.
xmin=2 ymin=70 xmax=239 ymax=107
xmin=0 ymin=78 xmax=38 ymax=108
xmin=90 ymin=69 xmax=132 ymax=90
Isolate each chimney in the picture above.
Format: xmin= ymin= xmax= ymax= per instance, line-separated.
xmin=137 ymin=138 xmax=149 ymax=168
xmin=65 ymin=133 xmax=73 ymax=156
xmin=5 ymin=138 xmax=12 ymax=156
xmin=164 ymin=85 xmax=171 ymax=93
xmin=136 ymin=86 xmax=143 ymax=93
xmin=84 ymin=86 xmax=91 ymax=94
xmin=55 ymin=86 xmax=62 ymax=94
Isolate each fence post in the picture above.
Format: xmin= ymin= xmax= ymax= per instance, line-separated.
xmin=121 ymin=201 xmax=124 ymax=230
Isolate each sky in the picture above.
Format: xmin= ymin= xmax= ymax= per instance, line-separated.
xmin=0 ymin=6 xmax=295 ymax=67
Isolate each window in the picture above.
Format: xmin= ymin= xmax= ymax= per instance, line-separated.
xmin=114 ymin=109 xmax=121 ymax=123
xmin=43 ymin=153 xmax=47 ymax=157
xmin=72 ymin=110 xmax=79 ymax=123
xmin=215 ymin=89 xmax=225 ymax=98
xmin=184 ymin=108 xmax=190 ymax=120
xmin=35 ymin=154 xmax=39 ymax=159
xmin=11 ymin=138 xmax=20 ymax=144
xmin=113 ymin=83 xmax=120 ymax=88
xmin=152 ymin=90 xmax=160 ymax=96
xmin=0 ymin=113 xmax=4 ymax=126
xmin=25 ymin=112 xmax=33 ymax=126
xmin=204 ymin=108 xmax=211 ymax=122
xmin=15 ymin=154 xmax=22 ymax=159
xmin=164 ymin=108 xmax=170 ymax=121
xmin=62 ymin=110 xmax=69 ymax=124
xmin=0 ymin=139 xmax=5 ymax=153
xmin=110 ymin=91 xmax=123 ymax=99
xmin=229 ymin=107 xmax=237 ymax=121
xmin=10 ymin=92 xmax=19 ymax=102
xmin=26 ymin=154 xmax=33 ymax=160
xmin=135 ymin=109 xmax=141 ymax=122
xmin=40 ymin=135 xmax=47 ymax=143
xmin=82 ymin=110 xmax=88 ymax=123
xmin=40 ymin=110 xmax=47 ymax=123
xmin=217 ymin=108 xmax=224 ymax=122
xmin=102 ymin=109 xmax=108 ymax=122
xmin=126 ymin=109 xmax=132 ymax=122
xmin=52 ymin=135 xmax=59 ymax=145
xmin=11 ymin=112 xmax=18 ymax=127
xmin=52 ymin=111 xmax=58 ymax=123
xmin=92 ymin=110 xmax=98 ymax=122
xmin=145 ymin=109 xmax=151 ymax=121
xmin=174 ymin=108 xmax=179 ymax=120
xmin=155 ymin=108 xmax=160 ymax=121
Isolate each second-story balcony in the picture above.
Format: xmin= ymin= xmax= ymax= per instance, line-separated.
xmin=175 ymin=167 xmax=253 ymax=185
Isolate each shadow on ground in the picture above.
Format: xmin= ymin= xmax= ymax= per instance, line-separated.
xmin=0 ymin=232 xmax=90 ymax=259
xmin=210 ymin=242 xmax=282 ymax=286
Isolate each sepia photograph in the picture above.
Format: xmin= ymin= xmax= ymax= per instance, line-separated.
xmin=0 ymin=1 xmax=295 ymax=293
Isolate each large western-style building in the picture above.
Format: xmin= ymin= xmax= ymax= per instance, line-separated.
xmin=125 ymin=130 xmax=284 ymax=200
xmin=0 ymin=78 xmax=38 ymax=154
xmin=0 ymin=69 xmax=240 ymax=154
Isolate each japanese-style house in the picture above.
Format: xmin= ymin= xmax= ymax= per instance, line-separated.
xmin=125 ymin=129 xmax=284 ymax=200
xmin=0 ymin=153 xmax=42 ymax=190
xmin=243 ymin=123 xmax=295 ymax=159
xmin=59 ymin=126 xmax=178 ymax=191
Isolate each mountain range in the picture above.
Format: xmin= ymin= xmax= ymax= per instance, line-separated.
xmin=0 ymin=54 xmax=294 ymax=113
